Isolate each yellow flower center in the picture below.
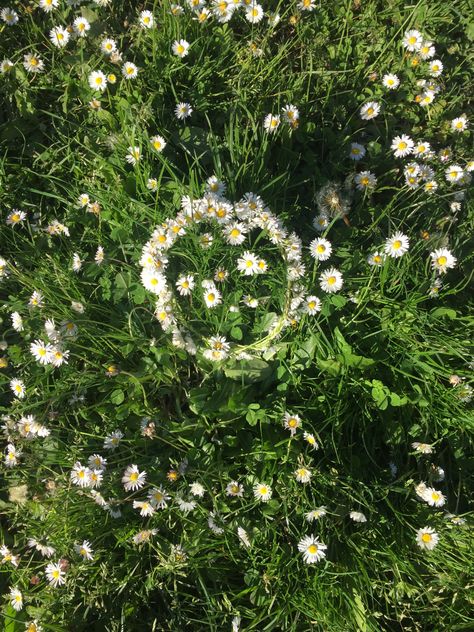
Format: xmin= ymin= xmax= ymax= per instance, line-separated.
xmin=177 ymin=45 xmax=184 ymax=55
xmin=308 ymin=301 xmax=316 ymax=309
xmin=367 ymin=107 xmax=374 ymax=115
xmin=398 ymin=142 xmax=407 ymax=150
xmin=409 ymin=36 xmax=416 ymax=44
xmin=230 ymin=228 xmax=240 ymax=238
xmin=392 ymin=240 xmax=402 ymax=250
xmin=95 ymin=77 xmax=103 ymax=85
xmin=317 ymin=244 xmax=326 ymax=253
xmin=308 ymin=544 xmax=318 ymax=554
xmin=130 ymin=472 xmax=139 ymax=481
xmin=12 ymin=213 xmax=20 ymax=222
xmin=52 ymin=569 xmax=60 ymax=578
xmin=15 ymin=385 xmax=23 ymax=392
xmin=352 ymin=148 xmax=360 ymax=154
xmin=437 ymin=256 xmax=447 ymax=266
xmin=421 ymin=533 xmax=432 ymax=543
xmin=207 ymin=293 xmax=215 ymax=302
xmin=327 ymin=276 xmax=336 ymax=285
xmin=288 ymin=418 xmax=297 ymax=427
xmin=456 ymin=121 xmax=463 ymax=128
xmin=259 ymin=486 xmax=268 ymax=495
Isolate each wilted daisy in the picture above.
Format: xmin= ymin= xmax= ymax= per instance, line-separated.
xmin=9 ymin=587 xmax=23 ymax=611
xmin=7 ymin=209 xmax=26 ymax=226
xmin=295 ymin=467 xmax=312 ymax=483
xmin=451 ymin=116 xmax=468 ymax=132
xmin=88 ymin=71 xmax=107 ymax=91
xmin=349 ymin=142 xmax=366 ymax=161
xmin=122 ymin=62 xmax=138 ymax=79
xmin=126 ymin=146 xmax=141 ymax=165
xmin=412 ymin=441 xmax=433 ymax=454
xmin=382 ymin=73 xmax=400 ymax=89
xmin=445 ymin=165 xmax=464 ymax=183
xmin=95 ymin=246 xmax=105 ymax=265
xmin=416 ymin=526 xmax=439 ymax=550
xmin=391 ymin=134 xmax=414 ymax=158
xmin=349 ymin=511 xmax=367 ymax=523
xmin=305 ymin=507 xmax=327 ymax=522
xmin=354 ymin=171 xmax=377 ymax=191
xmin=430 ymin=248 xmax=457 ymax=274
xmin=122 ymin=465 xmax=147 ymax=492
xmin=49 ymin=26 xmax=70 ymax=48
xmin=173 ymin=39 xmax=190 ymax=57
xmin=150 ymin=134 xmax=166 ymax=152
xmin=253 ymin=482 xmax=272 ymax=502
xmin=73 ymin=17 xmax=90 ymax=37
xmin=139 ymin=10 xmax=154 ymax=28
xmin=148 ymin=487 xmax=170 ymax=509
xmin=226 ymin=480 xmax=244 ymax=497
xmin=11 ymin=312 xmax=23 ymax=332
xmin=309 ymin=237 xmax=332 ymax=261
xmin=283 ymin=412 xmax=302 ymax=436
xmin=384 ymin=232 xmax=409 ymax=258
xmin=133 ymin=500 xmax=156 ymax=517
xmin=429 ymin=59 xmax=443 ymax=77
xmin=403 ymin=29 xmax=422 ymax=51
xmin=297 ymin=535 xmax=327 ymax=564
xmin=175 ymin=102 xmax=193 ymax=120
xmin=10 ymin=379 xmax=26 ymax=399
xmin=75 ymin=541 xmax=94 ymax=561
xmin=360 ymin=101 xmax=380 ymax=120
xmin=45 ymin=561 xmax=66 ymax=587
xmin=319 ymin=267 xmax=343 ymax=293
xmin=264 ymin=114 xmax=281 ymax=133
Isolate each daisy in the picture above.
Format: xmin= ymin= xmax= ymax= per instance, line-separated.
xmin=295 ymin=467 xmax=312 ymax=483
xmin=367 ymin=251 xmax=384 ymax=266
xmin=313 ymin=214 xmax=329 ymax=231
xmin=49 ymin=26 xmax=70 ymax=48
xmin=422 ymin=487 xmax=446 ymax=507
xmin=39 ymin=0 xmax=58 ymax=10
xmin=147 ymin=178 xmax=158 ymax=191
xmin=30 ymin=340 xmax=53 ymax=365
xmin=445 ymin=165 xmax=464 ymax=183
xmin=429 ymin=60 xmax=443 ymax=77
xmin=1 ymin=8 xmax=18 ymax=24
xmin=349 ymin=511 xmax=367 ymax=523
xmin=305 ymin=507 xmax=327 ymax=522
xmin=382 ymin=73 xmax=400 ymax=89
xmin=9 ymin=587 xmax=23 ymax=611
xmin=203 ymin=286 xmax=222 ymax=308
xmin=28 ymin=290 xmax=43 ymax=308
xmin=172 ymin=39 xmax=190 ymax=57
xmin=402 ymin=29 xmax=422 ymax=51
xmin=303 ymin=431 xmax=319 ymax=450
xmin=384 ymin=232 xmax=409 ymax=258
xmin=101 ymin=38 xmax=116 ymax=55
xmin=95 ymin=246 xmax=105 ymax=265
xmin=263 ymin=114 xmax=280 ymax=133
xmin=206 ymin=175 xmax=226 ymax=195
xmin=126 ymin=146 xmax=141 ymax=165
xmin=71 ymin=462 xmax=91 ymax=487
xmin=416 ymin=526 xmax=439 ymax=550
xmin=245 ymin=3 xmax=264 ymax=23
xmin=75 ymin=540 xmax=94 ymax=560
xmin=391 ymin=134 xmax=414 ymax=158
xmin=150 ymin=134 xmax=166 ymax=152
xmin=298 ymin=0 xmax=316 ymax=10
xmin=0 ymin=59 xmax=14 ymax=74
xmin=309 ymin=237 xmax=332 ymax=261
xmin=349 ymin=142 xmax=366 ymax=161
xmin=141 ymin=269 xmax=167 ymax=295
xmin=5 ymin=444 xmax=20 ymax=467
xmin=11 ymin=312 xmax=24 ymax=331
xmin=419 ymin=41 xmax=435 ymax=59
xmin=23 ymin=54 xmax=44 ymax=73
xmin=190 ymin=482 xmax=205 ymax=497
xmin=88 ymin=71 xmax=107 ymax=92
xmin=282 ymin=104 xmax=300 ymax=125
xmin=354 ymin=171 xmax=377 ymax=190
xmin=176 ymin=274 xmax=195 ymax=295
xmin=73 ymin=17 xmax=90 ymax=37
xmin=411 ymin=442 xmax=433 ymax=454
xmin=305 ymin=296 xmax=322 ymax=315
xmin=122 ymin=62 xmax=138 ymax=79
xmin=224 ymin=222 xmax=247 ymax=245
xmin=451 ymin=116 xmax=468 ymax=132
xmin=10 ymin=379 xmax=26 ymax=399
xmin=175 ymin=102 xmax=193 ymax=120
xmin=283 ymin=412 xmax=302 ymax=436
xmin=208 ymin=336 xmax=230 ymax=354
xmin=253 ymin=482 xmax=272 ymax=502
xmin=319 ymin=268 xmax=343 ymax=293
xmin=148 ymin=486 xmax=170 ymax=509
xmin=237 ymin=251 xmax=259 ymax=276
xmin=297 ymin=535 xmax=327 ymax=564
xmin=139 ymin=10 xmax=154 ymax=28
xmin=133 ymin=500 xmax=156 ymax=517
xmin=226 ymin=481 xmax=244 ymax=497
xmin=176 ymin=497 xmax=197 ymax=514
xmin=430 ymin=248 xmax=457 ymax=273
xmin=122 ymin=465 xmax=147 ymax=492
xmin=360 ymin=101 xmax=380 ymax=120
xmin=419 ymin=90 xmax=435 ymax=107
xmin=45 ymin=562 xmax=66 ymax=587
xmin=413 ymin=141 xmax=431 ymax=157
xmin=6 ymin=209 xmax=26 ymax=225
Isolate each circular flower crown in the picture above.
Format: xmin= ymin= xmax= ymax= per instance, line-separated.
xmin=139 ymin=183 xmax=308 ymax=363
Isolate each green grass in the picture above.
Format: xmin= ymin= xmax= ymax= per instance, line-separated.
xmin=0 ymin=0 xmax=473 ymax=630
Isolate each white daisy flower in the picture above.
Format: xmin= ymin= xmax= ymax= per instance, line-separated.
xmin=360 ymin=101 xmax=380 ymax=120
xmin=226 ymin=481 xmax=244 ymax=497
xmin=88 ymin=71 xmax=107 ymax=92
xmin=305 ymin=296 xmax=322 ymax=315
xmin=122 ymin=464 xmax=147 ymax=491
xmin=203 ymin=286 xmax=222 ymax=308
xmin=9 ymin=587 xmax=23 ymax=611
xmin=126 ymin=146 xmax=141 ymax=165
xmin=263 ymin=113 xmax=281 ymax=133
xmin=30 ymin=340 xmax=54 ymax=365
xmin=122 ymin=62 xmax=138 ymax=79
xmin=297 ymin=535 xmax=327 ymax=564
xmin=305 ymin=506 xmax=327 ymax=522
xmin=402 ymin=29 xmax=422 ymax=51
xmin=139 ymin=10 xmax=154 ymax=28
xmin=382 ymin=73 xmax=400 ymax=89
xmin=150 ymin=134 xmax=166 ymax=152
xmin=384 ymin=232 xmax=409 ymax=258
xmin=429 ymin=60 xmax=443 ymax=77
xmin=349 ymin=511 xmax=367 ymax=523
xmin=245 ymin=3 xmax=264 ymax=23
xmin=45 ymin=561 xmax=66 ymax=587
xmin=1 ymin=8 xmax=19 ymax=24
xmin=175 ymin=102 xmax=193 ymax=120
xmin=101 ymin=38 xmax=117 ymax=55
xmin=75 ymin=540 xmax=94 ymax=560
xmin=10 ymin=379 xmax=26 ymax=399
xmin=224 ymin=222 xmax=247 ymax=245
xmin=451 ymin=116 xmax=468 ymax=133
xmin=295 ymin=467 xmax=312 ymax=483
xmin=391 ymin=134 xmax=414 ymax=158
xmin=319 ymin=267 xmax=343 ymax=293
xmin=419 ymin=41 xmax=435 ymax=59
xmin=23 ymin=53 xmax=44 ymax=73
xmin=309 ymin=237 xmax=332 ymax=261
xmin=253 ymin=482 xmax=272 ymax=502
xmin=73 ymin=17 xmax=90 ymax=37
xmin=133 ymin=500 xmax=156 ymax=517
xmin=349 ymin=142 xmax=366 ymax=160
xmin=49 ymin=26 xmax=70 ymax=48
xmin=283 ymin=412 xmax=302 ymax=436
xmin=237 ymin=251 xmax=259 ymax=276
xmin=445 ymin=165 xmax=464 ymax=183
xmin=354 ymin=171 xmax=377 ymax=190
xmin=71 ymin=462 xmax=91 ymax=487
xmin=416 ymin=526 xmax=439 ymax=550
xmin=172 ymin=39 xmax=190 ymax=57
xmin=148 ymin=486 xmax=170 ymax=509
xmin=367 ymin=251 xmax=384 ymax=266
xmin=430 ymin=248 xmax=457 ymax=273
xmin=176 ymin=274 xmax=195 ymax=296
